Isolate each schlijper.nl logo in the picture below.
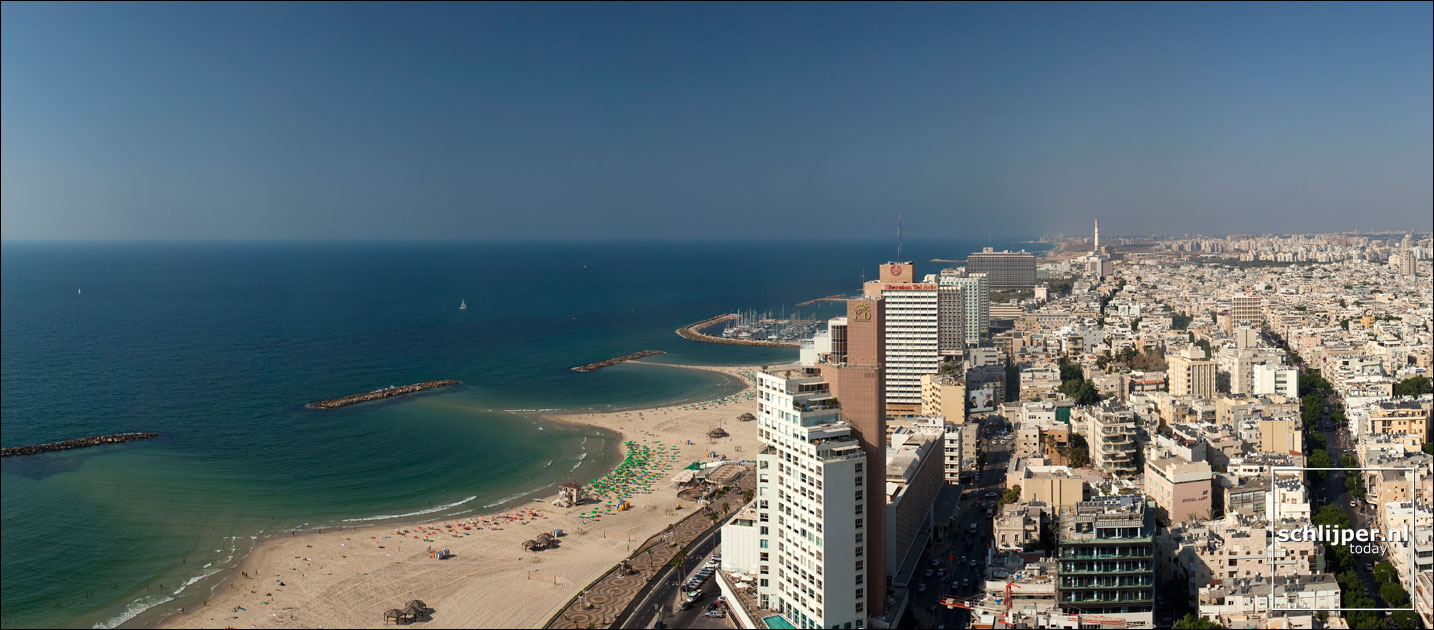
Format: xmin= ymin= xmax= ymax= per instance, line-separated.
xmin=1275 ymin=524 xmax=1410 ymax=555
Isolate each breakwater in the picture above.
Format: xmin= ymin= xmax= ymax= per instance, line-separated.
xmin=676 ymin=313 xmax=802 ymax=348
xmin=795 ymin=294 xmax=850 ymax=306
xmin=572 ymin=350 xmax=666 ymax=372
xmin=1 ymin=432 xmax=159 ymax=458
xmin=305 ymin=380 xmax=461 ymax=409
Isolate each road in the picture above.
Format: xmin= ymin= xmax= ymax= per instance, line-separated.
xmin=626 ymin=523 xmax=731 ymax=629
xmin=1313 ymin=404 xmax=1389 ymax=607
xmin=908 ymin=414 xmax=1014 ymax=629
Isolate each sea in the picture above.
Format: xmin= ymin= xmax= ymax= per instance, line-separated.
xmin=0 ymin=238 xmax=1047 ymax=629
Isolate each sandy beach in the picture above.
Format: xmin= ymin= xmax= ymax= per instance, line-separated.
xmin=159 ymin=362 xmax=764 ymax=629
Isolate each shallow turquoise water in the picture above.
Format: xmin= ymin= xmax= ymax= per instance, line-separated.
xmin=0 ymin=239 xmax=1043 ymax=628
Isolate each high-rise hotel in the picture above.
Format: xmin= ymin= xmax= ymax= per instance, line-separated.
xmin=752 ymin=365 xmax=870 ymax=629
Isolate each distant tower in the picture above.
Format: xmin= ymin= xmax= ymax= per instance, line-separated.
xmin=1094 ymin=219 xmax=1100 ymax=254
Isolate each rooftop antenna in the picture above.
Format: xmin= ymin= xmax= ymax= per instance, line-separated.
xmin=897 ymin=213 xmax=903 ymax=261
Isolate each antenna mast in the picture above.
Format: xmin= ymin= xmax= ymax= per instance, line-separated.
xmin=897 ymin=213 xmax=903 ymax=261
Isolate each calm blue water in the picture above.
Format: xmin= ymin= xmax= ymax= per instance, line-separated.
xmin=0 ymin=239 xmax=1045 ymax=628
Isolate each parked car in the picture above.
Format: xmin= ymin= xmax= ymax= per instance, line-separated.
xmin=917 ymin=582 xmax=927 ymax=593
xmin=704 ymin=608 xmax=726 ymax=618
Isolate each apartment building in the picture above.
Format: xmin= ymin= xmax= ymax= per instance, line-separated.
xmin=1056 ymin=496 xmax=1155 ymax=627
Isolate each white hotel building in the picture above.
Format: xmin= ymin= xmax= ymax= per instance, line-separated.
xmin=882 ymin=282 xmax=940 ymax=416
xmin=937 ymin=268 xmax=989 ymax=344
xmin=750 ymin=365 xmax=870 ymax=629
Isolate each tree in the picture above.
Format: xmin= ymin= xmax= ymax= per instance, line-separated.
xmin=1339 ymin=454 xmax=1358 ymax=469
xmin=1393 ymin=375 xmax=1432 ymax=398
xmin=670 ymin=549 xmax=688 ymax=572
xmin=1171 ymin=613 xmax=1224 ymax=629
xmin=1391 ymin=610 xmax=1420 ymax=629
xmin=1170 ymin=313 xmax=1193 ymax=330
xmin=1345 ymin=472 xmax=1366 ymax=499
xmin=1069 ymin=446 xmax=1089 ymax=468
xmin=1373 ymin=561 xmax=1398 ymax=584
xmin=1313 ymin=505 xmax=1350 ymax=529
xmin=1380 ymin=582 xmax=1410 ymax=607
xmin=1000 ymin=485 xmax=1021 ymax=506
xmin=1307 ymin=450 xmax=1331 ymax=480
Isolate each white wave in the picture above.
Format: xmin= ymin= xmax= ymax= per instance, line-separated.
xmin=92 ymin=594 xmax=174 ymax=629
xmin=202 ymin=562 xmax=213 ymax=569
xmin=341 ymin=495 xmax=478 ymax=522
xmin=482 ymin=484 xmax=552 ymax=509
xmin=172 ymin=567 xmax=220 ymax=595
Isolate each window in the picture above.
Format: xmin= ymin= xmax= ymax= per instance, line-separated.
xmin=855 ymin=560 xmax=863 ymax=571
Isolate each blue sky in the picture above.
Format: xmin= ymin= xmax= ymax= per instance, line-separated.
xmin=2 ymin=2 xmax=1430 ymax=240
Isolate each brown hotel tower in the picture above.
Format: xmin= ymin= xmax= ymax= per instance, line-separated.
xmin=833 ymin=297 xmax=888 ymax=617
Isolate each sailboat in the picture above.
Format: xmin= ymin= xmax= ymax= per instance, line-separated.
xmin=459 ymin=299 xmax=467 ymax=311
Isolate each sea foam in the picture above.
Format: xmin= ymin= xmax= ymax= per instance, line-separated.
xmin=341 ymin=495 xmax=478 ymax=522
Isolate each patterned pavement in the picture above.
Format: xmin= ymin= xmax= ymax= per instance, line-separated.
xmin=548 ymin=470 xmax=754 ymax=629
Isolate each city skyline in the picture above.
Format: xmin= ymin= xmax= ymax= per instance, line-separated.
xmin=3 ymin=2 xmax=1431 ymax=241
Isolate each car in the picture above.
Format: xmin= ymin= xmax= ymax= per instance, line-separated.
xmin=678 ymin=601 xmax=692 ymax=612
xmin=983 ymin=491 xmax=998 ymax=498
xmin=1350 ymin=501 xmax=1358 ymax=508
xmin=1365 ymin=563 xmax=1373 ymax=571
xmin=969 ymin=559 xmax=978 ymax=567
xmin=924 ymin=568 xmax=934 ymax=577
xmin=917 ymin=582 xmax=927 ymax=593
xmin=930 ymin=557 xmax=941 ymax=567
xmin=704 ymin=608 xmax=726 ymax=618
xmin=937 ymin=568 xmax=945 ymax=577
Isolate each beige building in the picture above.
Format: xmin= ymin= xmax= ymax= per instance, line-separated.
xmin=1021 ymin=466 xmax=1086 ymax=508
xmin=1369 ymin=399 xmax=1431 ymax=452
xmin=1087 ymin=401 xmax=1139 ymax=477
xmin=1168 ymin=346 xmax=1216 ymax=399
xmin=1256 ymin=418 xmax=1304 ymax=456
xmin=919 ymin=373 xmax=966 ymax=424
xmin=1145 ymin=456 xmax=1213 ymax=524
xmin=1230 ymin=295 xmax=1263 ymax=329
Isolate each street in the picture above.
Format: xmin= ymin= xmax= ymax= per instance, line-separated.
xmin=909 ymin=415 xmax=1014 ymax=629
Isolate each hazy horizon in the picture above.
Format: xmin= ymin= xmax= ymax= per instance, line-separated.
xmin=4 ymin=2 xmax=1431 ymax=241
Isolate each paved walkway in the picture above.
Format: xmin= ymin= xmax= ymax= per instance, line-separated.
xmin=548 ymin=470 xmax=754 ymax=629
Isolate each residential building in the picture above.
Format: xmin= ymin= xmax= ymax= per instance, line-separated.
xmin=938 ymin=268 xmax=989 ymax=344
xmin=1168 ymin=346 xmax=1216 ymax=399
xmin=1144 ymin=455 xmax=1212 ymax=524
xmin=918 ymin=373 xmax=965 ymax=425
xmin=1252 ymin=363 xmax=1298 ymax=399
xmin=1056 ymin=496 xmax=1155 ymax=627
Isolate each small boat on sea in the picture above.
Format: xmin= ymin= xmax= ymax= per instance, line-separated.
xmin=459 ymin=299 xmax=467 ymax=311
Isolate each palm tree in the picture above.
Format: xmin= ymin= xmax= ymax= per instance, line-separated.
xmin=671 ymin=549 xmax=688 ymax=573
xmin=721 ymin=502 xmax=730 ymax=514
xmin=707 ymin=512 xmax=720 ymax=525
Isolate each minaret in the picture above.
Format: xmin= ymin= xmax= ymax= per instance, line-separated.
xmin=1094 ymin=219 xmax=1100 ymax=254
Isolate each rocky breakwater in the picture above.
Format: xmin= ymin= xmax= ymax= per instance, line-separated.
xmin=572 ymin=350 xmax=666 ymax=372
xmin=676 ymin=313 xmax=802 ymax=348
xmin=2 ymin=432 xmax=159 ymax=458
xmin=306 ymin=380 xmax=461 ymax=410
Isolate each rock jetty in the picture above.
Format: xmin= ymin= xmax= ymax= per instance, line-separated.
xmin=795 ymin=294 xmax=849 ymax=306
xmin=1 ymin=432 xmax=159 ymax=458
xmin=676 ymin=313 xmax=802 ymax=348
xmin=306 ymin=380 xmax=461 ymax=410
xmin=572 ymin=350 xmax=666 ymax=372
